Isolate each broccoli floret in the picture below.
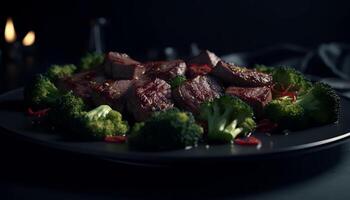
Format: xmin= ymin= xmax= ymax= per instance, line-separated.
xmin=272 ymin=66 xmax=312 ymax=95
xmin=49 ymin=91 xmax=86 ymax=126
xmin=168 ymin=75 xmax=187 ymax=88
xmin=128 ymin=108 xmax=203 ymax=151
xmin=46 ymin=64 xmax=77 ymax=81
xmin=50 ymin=94 xmax=128 ymax=140
xmin=24 ymin=75 xmax=60 ymax=108
xmin=264 ymin=82 xmax=340 ymax=130
xmin=297 ymin=82 xmax=340 ymax=125
xmin=79 ymin=52 xmax=104 ymax=71
xmin=198 ymin=96 xmax=256 ymax=144
xmin=255 ymin=65 xmax=312 ymax=95
xmin=264 ymin=97 xmax=306 ymax=130
xmin=254 ymin=64 xmax=275 ymax=74
xmin=78 ymin=105 xmax=129 ymax=140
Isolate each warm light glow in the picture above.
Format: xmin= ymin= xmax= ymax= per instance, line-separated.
xmin=4 ymin=18 xmax=16 ymax=43
xmin=22 ymin=31 xmax=35 ymax=46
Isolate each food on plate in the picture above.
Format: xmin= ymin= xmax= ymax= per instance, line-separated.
xmin=256 ymin=65 xmax=312 ymax=96
xmin=212 ymin=61 xmax=272 ymax=87
xmin=127 ymin=78 xmax=174 ymax=121
xmin=172 ymin=75 xmax=223 ymax=114
xmin=79 ymin=52 xmax=104 ymax=71
xmin=46 ymin=64 xmax=77 ymax=81
xmin=128 ymin=108 xmax=203 ymax=151
xmin=168 ymin=75 xmax=187 ymax=89
xmin=199 ymin=95 xmax=256 ymax=144
xmin=49 ymin=92 xmax=128 ymax=140
xmin=24 ymin=75 xmax=61 ymax=109
xmin=144 ymin=60 xmax=187 ymax=81
xmin=24 ymin=50 xmax=341 ymax=151
xmin=264 ymin=82 xmax=340 ymax=130
xmin=225 ymin=86 xmax=272 ymax=115
xmin=103 ymin=51 xmax=144 ymax=80
xmin=187 ymin=50 xmax=220 ymax=68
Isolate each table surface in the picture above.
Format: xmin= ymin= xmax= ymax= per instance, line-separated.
xmin=0 ymin=132 xmax=350 ymax=200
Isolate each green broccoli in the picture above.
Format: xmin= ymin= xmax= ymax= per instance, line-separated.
xmin=78 ymin=105 xmax=129 ymax=140
xmin=297 ymin=82 xmax=340 ymax=125
xmin=49 ymin=91 xmax=86 ymax=127
xmin=46 ymin=64 xmax=77 ymax=81
xmin=272 ymin=66 xmax=312 ymax=95
xmin=255 ymin=65 xmax=312 ymax=95
xmin=128 ymin=108 xmax=203 ymax=151
xmin=264 ymin=97 xmax=306 ymax=130
xmin=79 ymin=52 xmax=104 ymax=71
xmin=198 ymin=95 xmax=256 ymax=144
xmin=264 ymin=82 xmax=340 ymax=130
xmin=168 ymin=75 xmax=187 ymax=88
xmin=50 ymin=93 xmax=128 ymax=140
xmin=24 ymin=75 xmax=60 ymax=108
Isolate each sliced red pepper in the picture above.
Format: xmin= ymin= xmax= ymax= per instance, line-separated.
xmin=27 ymin=107 xmax=51 ymax=117
xmin=104 ymin=135 xmax=126 ymax=143
xmin=273 ymin=84 xmax=297 ymax=101
xmin=234 ymin=136 xmax=261 ymax=146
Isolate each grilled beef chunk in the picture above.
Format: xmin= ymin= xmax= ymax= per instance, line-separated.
xmin=56 ymin=69 xmax=106 ymax=104
xmin=186 ymin=63 xmax=213 ymax=78
xmin=127 ymin=78 xmax=173 ymax=121
xmin=226 ymin=86 xmax=272 ymax=115
xmin=173 ymin=76 xmax=223 ymax=113
xmin=91 ymin=80 xmax=133 ymax=112
xmin=103 ymin=51 xmax=145 ymax=80
xmin=144 ymin=60 xmax=186 ymax=81
xmin=187 ymin=50 xmax=221 ymax=68
xmin=212 ymin=61 xmax=272 ymax=87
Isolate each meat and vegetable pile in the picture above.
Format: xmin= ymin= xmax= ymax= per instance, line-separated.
xmin=24 ymin=50 xmax=340 ymax=151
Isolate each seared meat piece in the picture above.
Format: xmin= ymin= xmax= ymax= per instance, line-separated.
xmin=186 ymin=63 xmax=213 ymax=78
xmin=187 ymin=50 xmax=221 ymax=68
xmin=91 ymin=80 xmax=133 ymax=112
xmin=144 ymin=60 xmax=186 ymax=81
xmin=103 ymin=51 xmax=145 ymax=80
xmin=173 ymin=76 xmax=223 ymax=113
xmin=212 ymin=61 xmax=272 ymax=87
xmin=226 ymin=86 xmax=272 ymax=115
xmin=56 ymin=69 xmax=106 ymax=104
xmin=127 ymin=78 xmax=174 ymax=121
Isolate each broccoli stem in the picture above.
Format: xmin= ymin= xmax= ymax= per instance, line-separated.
xmin=224 ymin=119 xmax=243 ymax=139
xmin=85 ymin=105 xmax=112 ymax=120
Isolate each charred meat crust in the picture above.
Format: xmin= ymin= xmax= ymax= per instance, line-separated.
xmin=56 ymin=50 xmax=278 ymax=122
xmin=212 ymin=61 xmax=272 ymax=87
xmin=103 ymin=52 xmax=145 ymax=80
xmin=127 ymin=78 xmax=174 ymax=121
xmin=90 ymin=80 xmax=133 ymax=112
xmin=144 ymin=60 xmax=186 ymax=81
xmin=173 ymin=75 xmax=223 ymax=114
xmin=226 ymin=86 xmax=272 ymax=115
xmin=187 ymin=50 xmax=221 ymax=68
xmin=56 ymin=69 xmax=106 ymax=104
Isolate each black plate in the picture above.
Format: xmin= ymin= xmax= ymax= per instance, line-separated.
xmin=0 ymin=88 xmax=350 ymax=166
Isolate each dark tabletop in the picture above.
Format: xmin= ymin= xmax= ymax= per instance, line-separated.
xmin=0 ymin=131 xmax=350 ymax=200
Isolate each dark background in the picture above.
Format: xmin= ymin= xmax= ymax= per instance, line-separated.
xmin=1 ymin=0 xmax=350 ymax=64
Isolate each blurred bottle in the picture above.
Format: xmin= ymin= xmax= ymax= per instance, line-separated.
xmin=88 ymin=18 xmax=107 ymax=53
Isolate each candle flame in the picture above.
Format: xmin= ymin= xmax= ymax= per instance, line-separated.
xmin=4 ymin=18 xmax=16 ymax=43
xmin=22 ymin=31 xmax=35 ymax=46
